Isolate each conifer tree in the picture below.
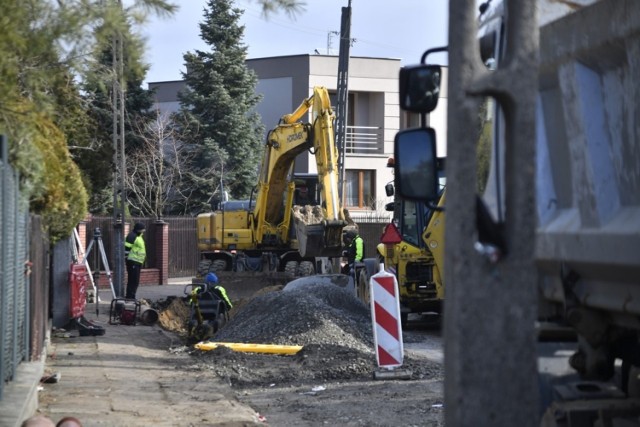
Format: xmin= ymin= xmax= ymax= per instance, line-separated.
xmin=178 ymin=0 xmax=264 ymax=214
xmin=81 ymin=27 xmax=157 ymax=214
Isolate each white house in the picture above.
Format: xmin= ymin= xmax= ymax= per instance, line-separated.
xmin=149 ymin=54 xmax=448 ymax=220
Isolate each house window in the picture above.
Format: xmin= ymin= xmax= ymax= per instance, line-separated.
xmin=345 ymin=170 xmax=375 ymax=209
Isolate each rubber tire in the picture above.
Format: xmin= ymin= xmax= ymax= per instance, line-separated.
xmin=197 ymin=259 xmax=212 ymax=277
xmin=195 ymin=323 xmax=214 ymax=341
xmin=357 ymin=267 xmax=371 ymax=307
xmin=401 ymin=312 xmax=409 ymax=328
xmin=298 ymin=261 xmax=315 ymax=276
xmin=284 ymin=261 xmax=299 ymax=278
xmin=627 ymin=365 xmax=640 ymax=397
xmin=211 ymin=259 xmax=227 ymax=272
xmin=214 ymin=316 xmax=225 ymax=333
xmin=357 ymin=259 xmax=380 ymax=306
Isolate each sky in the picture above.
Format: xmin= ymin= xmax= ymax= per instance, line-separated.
xmin=141 ymin=0 xmax=449 ymax=85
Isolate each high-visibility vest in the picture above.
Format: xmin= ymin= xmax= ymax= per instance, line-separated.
xmin=347 ymin=235 xmax=364 ymax=263
xmin=354 ymin=235 xmax=364 ymax=262
xmin=215 ymin=285 xmax=233 ymax=309
xmin=125 ymin=233 xmax=146 ymax=264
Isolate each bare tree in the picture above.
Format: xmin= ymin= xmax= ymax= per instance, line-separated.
xmin=124 ymin=111 xmax=226 ymax=218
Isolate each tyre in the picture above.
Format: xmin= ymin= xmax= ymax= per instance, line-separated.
xmin=357 ymin=267 xmax=371 ymax=306
xmin=401 ymin=312 xmax=409 ymax=327
xmin=214 ymin=316 xmax=226 ymax=333
xmin=197 ymin=259 xmax=212 ymax=277
xmin=298 ymin=261 xmax=315 ymax=276
xmin=284 ymin=261 xmax=299 ymax=278
xmin=626 ymin=365 xmax=640 ymax=397
xmin=195 ymin=323 xmax=214 ymax=341
xmin=211 ymin=259 xmax=227 ymax=272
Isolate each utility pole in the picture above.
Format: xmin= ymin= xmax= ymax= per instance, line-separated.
xmin=112 ymin=0 xmax=126 ymax=297
xmin=335 ymin=0 xmax=352 ymax=204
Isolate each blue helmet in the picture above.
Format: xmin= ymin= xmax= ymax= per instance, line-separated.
xmin=205 ymin=272 xmax=218 ymax=284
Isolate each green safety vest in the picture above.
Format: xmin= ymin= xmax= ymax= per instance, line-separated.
xmin=125 ymin=233 xmax=146 ymax=264
xmin=215 ymin=285 xmax=233 ymax=308
xmin=354 ymin=235 xmax=364 ymax=262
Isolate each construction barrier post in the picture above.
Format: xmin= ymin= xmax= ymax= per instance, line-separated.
xmin=369 ymin=264 xmax=404 ymax=369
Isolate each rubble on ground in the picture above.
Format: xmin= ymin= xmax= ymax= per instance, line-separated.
xmin=215 ymin=282 xmax=373 ymax=350
xmin=228 ymin=284 xmax=283 ymax=318
xmin=186 ymin=281 xmax=443 ymax=387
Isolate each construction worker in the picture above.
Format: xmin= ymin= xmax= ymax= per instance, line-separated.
xmin=342 ymin=229 xmax=364 ymax=275
xmin=205 ymin=272 xmax=233 ymax=311
xmin=124 ymin=222 xmax=146 ymax=300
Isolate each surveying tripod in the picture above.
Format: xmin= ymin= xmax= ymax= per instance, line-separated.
xmin=81 ymin=228 xmax=117 ymax=316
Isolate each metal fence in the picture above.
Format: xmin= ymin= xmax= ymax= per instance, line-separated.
xmin=86 ymin=216 xmax=199 ymax=278
xmin=165 ymin=216 xmax=200 ymax=277
xmin=86 ymin=215 xmax=390 ymax=278
xmin=0 ymin=136 xmax=28 ymax=400
xmin=354 ymin=216 xmax=392 ymax=260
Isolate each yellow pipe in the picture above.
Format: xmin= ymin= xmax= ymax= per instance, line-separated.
xmin=195 ymin=342 xmax=303 ymax=355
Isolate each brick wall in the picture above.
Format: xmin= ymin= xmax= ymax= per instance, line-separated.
xmin=94 ymin=269 xmax=161 ymax=288
xmin=78 ymin=218 xmax=169 ymax=288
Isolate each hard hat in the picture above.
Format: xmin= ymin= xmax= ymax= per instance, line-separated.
xmin=205 ymin=272 xmax=218 ymax=284
xmin=134 ymin=222 xmax=146 ymax=232
xmin=345 ymin=229 xmax=357 ymax=239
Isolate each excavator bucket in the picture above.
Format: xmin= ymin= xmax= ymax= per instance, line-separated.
xmin=293 ymin=206 xmax=345 ymax=257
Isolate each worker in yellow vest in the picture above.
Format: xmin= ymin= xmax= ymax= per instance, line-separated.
xmin=124 ymin=222 xmax=146 ymax=300
xmin=205 ymin=272 xmax=233 ymax=312
xmin=342 ymin=228 xmax=364 ymax=276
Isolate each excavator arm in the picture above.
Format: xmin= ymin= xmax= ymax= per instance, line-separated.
xmin=251 ymin=86 xmax=346 ymax=257
xmin=307 ymin=87 xmax=343 ymax=223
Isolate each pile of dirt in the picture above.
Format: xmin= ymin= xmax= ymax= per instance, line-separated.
xmin=292 ymin=205 xmax=325 ymax=225
xmin=189 ymin=281 xmax=442 ymax=388
xmin=156 ymin=297 xmax=190 ymax=335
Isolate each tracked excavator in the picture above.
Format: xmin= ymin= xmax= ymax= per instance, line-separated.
xmin=197 ymin=86 xmax=350 ymax=278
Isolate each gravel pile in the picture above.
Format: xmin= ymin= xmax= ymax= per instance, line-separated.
xmin=213 ymin=281 xmax=374 ymax=352
xmin=190 ymin=280 xmax=443 ymax=387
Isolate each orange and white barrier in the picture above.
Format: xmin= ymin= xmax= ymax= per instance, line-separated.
xmin=370 ymin=266 xmax=404 ymax=368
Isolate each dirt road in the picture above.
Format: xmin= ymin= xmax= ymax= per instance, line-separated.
xmin=230 ymin=328 xmax=444 ymax=426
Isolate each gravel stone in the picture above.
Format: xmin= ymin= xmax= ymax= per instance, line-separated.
xmin=190 ymin=281 xmax=443 ymax=388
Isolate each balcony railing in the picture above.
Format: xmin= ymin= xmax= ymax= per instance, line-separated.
xmin=344 ymin=125 xmax=383 ymax=155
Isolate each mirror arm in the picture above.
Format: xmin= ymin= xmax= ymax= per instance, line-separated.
xmin=420 ymin=112 xmax=428 ymax=128
xmin=421 ymin=46 xmax=448 ymax=65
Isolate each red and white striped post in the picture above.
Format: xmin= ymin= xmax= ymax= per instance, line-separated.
xmin=370 ymin=265 xmax=404 ymax=369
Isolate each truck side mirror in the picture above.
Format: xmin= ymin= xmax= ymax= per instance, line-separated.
xmin=394 ymin=128 xmax=439 ymax=201
xmin=399 ymin=64 xmax=442 ymax=113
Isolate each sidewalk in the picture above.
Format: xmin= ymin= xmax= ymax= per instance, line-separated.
xmin=4 ymin=281 xmax=263 ymax=427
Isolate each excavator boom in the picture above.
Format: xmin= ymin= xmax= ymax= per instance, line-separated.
xmin=252 ymin=86 xmax=347 ymax=258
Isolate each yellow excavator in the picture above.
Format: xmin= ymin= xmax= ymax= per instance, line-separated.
xmin=197 ymin=86 xmax=349 ymax=277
